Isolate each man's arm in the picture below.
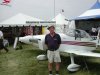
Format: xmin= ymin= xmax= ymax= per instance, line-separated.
xmin=57 ymin=34 xmax=61 ymax=48
xmin=45 ymin=35 xmax=48 ymax=52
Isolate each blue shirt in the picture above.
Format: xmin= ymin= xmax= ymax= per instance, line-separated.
xmin=45 ymin=33 xmax=61 ymax=51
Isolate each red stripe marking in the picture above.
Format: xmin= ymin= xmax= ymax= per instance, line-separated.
xmin=61 ymin=41 xmax=96 ymax=47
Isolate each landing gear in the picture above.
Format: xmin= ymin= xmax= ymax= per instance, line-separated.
xmin=67 ymin=54 xmax=80 ymax=72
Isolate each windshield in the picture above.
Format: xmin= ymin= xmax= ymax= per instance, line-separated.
xmin=66 ymin=29 xmax=91 ymax=38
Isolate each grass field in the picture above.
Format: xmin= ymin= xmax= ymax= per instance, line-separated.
xmin=0 ymin=44 xmax=100 ymax=75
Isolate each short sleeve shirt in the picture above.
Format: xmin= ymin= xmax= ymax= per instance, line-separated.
xmin=45 ymin=33 xmax=61 ymax=51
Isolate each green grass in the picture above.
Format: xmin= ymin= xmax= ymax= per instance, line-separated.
xmin=0 ymin=45 xmax=100 ymax=75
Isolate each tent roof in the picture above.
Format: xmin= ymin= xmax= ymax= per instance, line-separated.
xmin=52 ymin=13 xmax=68 ymax=25
xmin=72 ymin=0 xmax=100 ymax=20
xmin=0 ymin=13 xmax=43 ymax=27
xmin=91 ymin=0 xmax=100 ymax=9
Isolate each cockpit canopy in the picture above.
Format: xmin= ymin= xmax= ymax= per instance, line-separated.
xmin=66 ymin=29 xmax=91 ymax=39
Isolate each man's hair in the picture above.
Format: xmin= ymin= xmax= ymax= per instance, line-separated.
xmin=47 ymin=25 xmax=55 ymax=30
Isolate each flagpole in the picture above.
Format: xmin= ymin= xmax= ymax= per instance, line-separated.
xmin=54 ymin=0 xmax=55 ymax=18
xmin=61 ymin=9 xmax=64 ymax=14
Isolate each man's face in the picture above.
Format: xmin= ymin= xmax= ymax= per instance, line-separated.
xmin=49 ymin=26 xmax=55 ymax=34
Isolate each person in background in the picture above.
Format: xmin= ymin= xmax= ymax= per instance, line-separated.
xmin=97 ymin=26 xmax=100 ymax=31
xmin=0 ymin=30 xmax=9 ymax=52
xmin=45 ymin=25 xmax=61 ymax=75
xmin=91 ymin=27 xmax=97 ymax=40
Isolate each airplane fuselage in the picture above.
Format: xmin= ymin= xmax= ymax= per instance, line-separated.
xmin=19 ymin=33 xmax=96 ymax=53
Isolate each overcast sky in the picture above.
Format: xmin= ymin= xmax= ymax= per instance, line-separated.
xmin=0 ymin=0 xmax=98 ymax=22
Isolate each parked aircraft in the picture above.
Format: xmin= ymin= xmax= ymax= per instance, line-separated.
xmin=19 ymin=29 xmax=100 ymax=72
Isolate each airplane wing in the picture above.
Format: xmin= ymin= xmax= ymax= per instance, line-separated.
xmin=76 ymin=52 xmax=100 ymax=57
xmin=63 ymin=49 xmax=100 ymax=57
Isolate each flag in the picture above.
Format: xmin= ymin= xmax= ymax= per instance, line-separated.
xmin=62 ymin=9 xmax=64 ymax=12
xmin=0 ymin=0 xmax=11 ymax=6
xmin=2 ymin=0 xmax=11 ymax=4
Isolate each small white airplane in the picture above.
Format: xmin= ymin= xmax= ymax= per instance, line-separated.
xmin=19 ymin=29 xmax=100 ymax=72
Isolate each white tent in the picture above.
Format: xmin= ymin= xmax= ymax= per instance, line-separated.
xmin=69 ymin=21 xmax=76 ymax=29
xmin=52 ymin=13 xmax=68 ymax=25
xmin=0 ymin=13 xmax=43 ymax=27
xmin=52 ymin=13 xmax=70 ymax=33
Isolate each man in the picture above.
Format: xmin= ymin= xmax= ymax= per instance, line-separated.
xmin=45 ymin=25 xmax=61 ymax=75
xmin=0 ymin=30 xmax=9 ymax=52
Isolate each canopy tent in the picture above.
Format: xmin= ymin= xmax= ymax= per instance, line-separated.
xmin=68 ymin=21 xmax=76 ymax=29
xmin=0 ymin=13 xmax=43 ymax=27
xmin=52 ymin=13 xmax=68 ymax=25
xmin=72 ymin=0 xmax=100 ymax=20
xmin=52 ymin=13 xmax=76 ymax=33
